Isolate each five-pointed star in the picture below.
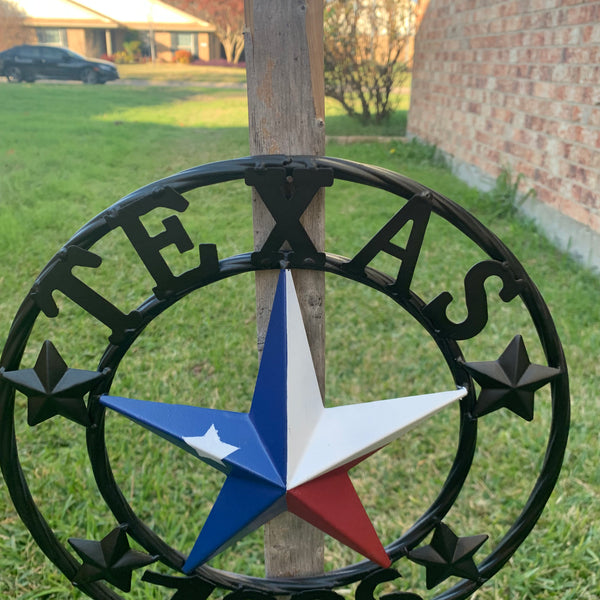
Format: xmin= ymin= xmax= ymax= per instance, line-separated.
xmin=69 ymin=525 xmax=157 ymax=592
xmin=461 ymin=335 xmax=560 ymax=421
xmin=407 ymin=522 xmax=488 ymax=589
xmin=1 ymin=340 xmax=105 ymax=426
xmin=101 ymin=270 xmax=467 ymax=573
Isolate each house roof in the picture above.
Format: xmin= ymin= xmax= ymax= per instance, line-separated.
xmin=13 ymin=0 xmax=214 ymax=32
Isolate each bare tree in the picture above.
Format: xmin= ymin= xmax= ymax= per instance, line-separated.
xmin=165 ymin=0 xmax=245 ymax=64
xmin=0 ymin=0 xmax=33 ymax=51
xmin=324 ymin=0 xmax=417 ymax=123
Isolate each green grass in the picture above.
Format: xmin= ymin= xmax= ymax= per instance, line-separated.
xmin=116 ymin=63 xmax=409 ymax=136
xmin=325 ymin=77 xmax=411 ymax=137
xmin=117 ymin=63 xmax=247 ymax=84
xmin=325 ymin=94 xmax=409 ymax=137
xmin=0 ymin=83 xmax=598 ymax=600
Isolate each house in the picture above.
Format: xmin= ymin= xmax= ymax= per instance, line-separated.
xmin=12 ymin=0 xmax=220 ymax=62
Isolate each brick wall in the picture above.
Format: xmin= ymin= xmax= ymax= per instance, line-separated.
xmin=407 ymin=0 xmax=600 ymax=268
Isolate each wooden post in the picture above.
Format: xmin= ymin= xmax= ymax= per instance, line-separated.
xmin=244 ymin=0 xmax=326 ymax=577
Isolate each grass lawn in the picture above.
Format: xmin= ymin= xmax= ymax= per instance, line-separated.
xmin=115 ymin=62 xmax=411 ymax=90
xmin=0 ymin=82 xmax=597 ymax=600
xmin=325 ymin=93 xmax=410 ymax=137
xmin=115 ymin=63 xmax=410 ymax=136
xmin=117 ymin=62 xmax=247 ymax=84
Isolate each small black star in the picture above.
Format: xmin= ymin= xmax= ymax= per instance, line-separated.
xmin=142 ymin=571 xmax=216 ymax=600
xmin=407 ymin=522 xmax=487 ymax=589
xmin=0 ymin=340 xmax=105 ymax=426
xmin=461 ymin=335 xmax=560 ymax=421
xmin=69 ymin=524 xmax=157 ymax=593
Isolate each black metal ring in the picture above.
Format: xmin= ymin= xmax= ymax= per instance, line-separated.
xmin=0 ymin=155 xmax=569 ymax=600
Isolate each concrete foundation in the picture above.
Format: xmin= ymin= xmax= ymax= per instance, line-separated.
xmin=429 ymin=142 xmax=600 ymax=274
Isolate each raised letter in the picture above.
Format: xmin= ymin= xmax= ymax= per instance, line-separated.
xmin=245 ymin=167 xmax=333 ymax=266
xmin=116 ymin=186 xmax=218 ymax=299
xmin=31 ymin=246 xmax=142 ymax=344
xmin=423 ymin=260 xmax=522 ymax=340
xmin=343 ymin=196 xmax=431 ymax=296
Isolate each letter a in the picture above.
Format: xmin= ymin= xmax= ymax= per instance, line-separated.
xmin=343 ymin=196 xmax=431 ymax=297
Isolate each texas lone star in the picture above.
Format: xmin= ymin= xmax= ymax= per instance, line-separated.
xmin=101 ymin=269 xmax=467 ymax=573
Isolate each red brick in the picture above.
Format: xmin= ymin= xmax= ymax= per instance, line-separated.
xmin=585 ymin=186 xmax=598 ymax=210
xmin=524 ymin=30 xmax=552 ymax=47
xmin=566 ymin=4 xmax=600 ymax=26
xmin=513 ymin=160 xmax=536 ymax=179
xmin=570 ymin=126 xmax=596 ymax=148
xmin=570 ymin=145 xmax=597 ymax=169
xmin=535 ymin=186 xmax=560 ymax=208
xmin=531 ymin=47 xmax=565 ymax=64
xmin=559 ymin=197 xmax=593 ymax=226
xmin=529 ymin=0 xmax=561 ymax=11
xmin=568 ymin=165 xmax=597 ymax=188
xmin=491 ymin=107 xmax=514 ymax=123
xmin=409 ymin=0 xmax=600 ymax=234
xmin=495 ymin=78 xmax=519 ymax=94
xmin=530 ymin=65 xmax=554 ymax=82
xmin=564 ymin=85 xmax=592 ymax=104
xmin=491 ymin=64 xmax=511 ymax=78
xmin=552 ymin=26 xmax=582 ymax=46
xmin=583 ymin=189 xmax=599 ymax=211
xmin=533 ymin=81 xmax=564 ymax=100
xmin=581 ymin=24 xmax=600 ymax=44
xmin=524 ymin=115 xmax=561 ymax=137
xmin=561 ymin=143 xmax=574 ymax=160
xmin=484 ymin=147 xmax=501 ymax=163
xmin=563 ymin=46 xmax=595 ymax=65
xmin=580 ymin=65 xmax=600 ymax=84
xmin=590 ymin=213 xmax=600 ymax=232
xmin=551 ymin=65 xmax=581 ymax=83
xmin=513 ymin=128 xmax=535 ymax=146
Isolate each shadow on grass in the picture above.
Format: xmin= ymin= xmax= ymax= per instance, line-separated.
xmin=0 ymin=84 xmax=251 ymax=262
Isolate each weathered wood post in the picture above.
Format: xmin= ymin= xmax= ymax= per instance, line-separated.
xmin=244 ymin=0 xmax=326 ymax=577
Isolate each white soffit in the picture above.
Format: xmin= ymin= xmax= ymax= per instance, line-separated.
xmin=13 ymin=0 xmax=113 ymax=23
xmin=13 ymin=0 xmax=212 ymax=28
xmin=78 ymin=0 xmax=211 ymax=26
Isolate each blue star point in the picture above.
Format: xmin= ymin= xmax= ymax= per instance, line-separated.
xmin=102 ymin=270 xmax=467 ymax=572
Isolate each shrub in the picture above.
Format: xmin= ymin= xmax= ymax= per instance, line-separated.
xmin=113 ymin=51 xmax=129 ymax=64
xmin=324 ymin=0 xmax=416 ymax=124
xmin=174 ymin=49 xmax=192 ymax=64
xmin=113 ymin=40 xmax=142 ymax=64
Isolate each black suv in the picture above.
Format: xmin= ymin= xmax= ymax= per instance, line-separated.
xmin=0 ymin=45 xmax=119 ymax=84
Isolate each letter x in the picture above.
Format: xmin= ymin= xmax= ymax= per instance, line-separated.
xmin=245 ymin=167 xmax=333 ymax=260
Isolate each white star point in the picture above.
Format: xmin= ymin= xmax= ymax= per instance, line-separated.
xmin=287 ymin=388 xmax=467 ymax=488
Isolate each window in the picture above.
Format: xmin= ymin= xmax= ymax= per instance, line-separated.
xmin=16 ymin=46 xmax=41 ymax=59
xmin=36 ymin=28 xmax=67 ymax=46
xmin=171 ymin=32 xmax=197 ymax=55
xmin=40 ymin=47 xmax=68 ymax=62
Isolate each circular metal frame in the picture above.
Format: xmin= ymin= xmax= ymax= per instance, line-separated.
xmin=0 ymin=156 xmax=569 ymax=600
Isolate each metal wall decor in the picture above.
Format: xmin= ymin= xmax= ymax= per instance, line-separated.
xmin=0 ymin=155 xmax=569 ymax=600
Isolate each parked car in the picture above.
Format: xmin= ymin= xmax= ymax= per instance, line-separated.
xmin=0 ymin=45 xmax=119 ymax=84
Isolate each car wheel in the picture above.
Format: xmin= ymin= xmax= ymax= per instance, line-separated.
xmin=6 ymin=66 xmax=23 ymax=83
xmin=81 ymin=68 xmax=98 ymax=84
